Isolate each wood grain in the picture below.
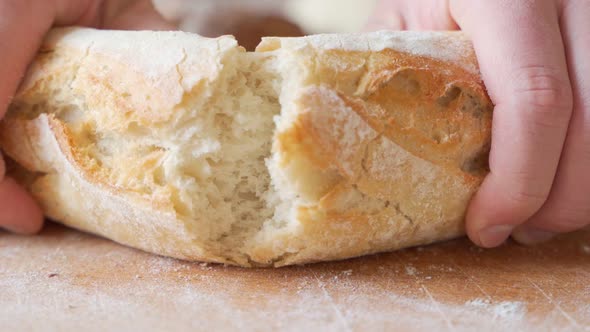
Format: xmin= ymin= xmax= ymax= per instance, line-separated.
xmin=1 ymin=223 xmax=588 ymax=331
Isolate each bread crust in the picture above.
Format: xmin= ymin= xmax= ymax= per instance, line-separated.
xmin=0 ymin=28 xmax=492 ymax=267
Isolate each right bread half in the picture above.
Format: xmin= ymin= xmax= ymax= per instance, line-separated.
xmin=0 ymin=28 xmax=493 ymax=267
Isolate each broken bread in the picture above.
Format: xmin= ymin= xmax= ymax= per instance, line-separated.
xmin=0 ymin=28 xmax=492 ymax=267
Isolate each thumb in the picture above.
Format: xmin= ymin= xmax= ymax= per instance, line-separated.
xmin=101 ymin=0 xmax=177 ymax=31
xmin=365 ymin=0 xmax=458 ymax=31
xmin=450 ymin=0 xmax=572 ymax=247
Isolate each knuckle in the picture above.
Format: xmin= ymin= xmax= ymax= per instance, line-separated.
xmin=486 ymin=172 xmax=550 ymax=221
xmin=501 ymin=175 xmax=550 ymax=216
xmin=546 ymin=206 xmax=590 ymax=232
xmin=511 ymin=65 xmax=573 ymax=122
xmin=506 ymin=189 xmax=548 ymax=210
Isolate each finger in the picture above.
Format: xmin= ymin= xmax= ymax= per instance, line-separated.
xmin=0 ymin=177 xmax=44 ymax=234
xmin=0 ymin=0 xmax=106 ymax=233
xmin=365 ymin=0 xmax=457 ymax=31
xmin=365 ymin=0 xmax=407 ymax=30
xmin=1 ymin=0 xmax=168 ymax=114
xmin=0 ymin=155 xmax=43 ymax=234
xmin=398 ymin=0 xmax=458 ymax=30
xmin=450 ymin=0 xmax=573 ymax=247
xmin=102 ymin=0 xmax=177 ymax=30
xmin=0 ymin=0 xmax=103 ymax=118
xmin=0 ymin=0 xmax=53 ymax=118
xmin=513 ymin=1 xmax=590 ymax=244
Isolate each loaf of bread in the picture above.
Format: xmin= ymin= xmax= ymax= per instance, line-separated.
xmin=0 ymin=28 xmax=492 ymax=267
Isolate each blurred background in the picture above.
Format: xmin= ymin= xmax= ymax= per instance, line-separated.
xmin=153 ymin=0 xmax=378 ymax=50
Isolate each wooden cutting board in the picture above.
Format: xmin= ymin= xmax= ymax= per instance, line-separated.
xmin=1 ymin=223 xmax=588 ymax=331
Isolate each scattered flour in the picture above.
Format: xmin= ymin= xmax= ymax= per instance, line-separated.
xmin=466 ymin=298 xmax=526 ymax=319
xmin=0 ymin=271 xmax=535 ymax=332
xmin=1 ymin=225 xmax=587 ymax=332
xmin=340 ymin=270 xmax=353 ymax=276
xmin=405 ymin=265 xmax=417 ymax=276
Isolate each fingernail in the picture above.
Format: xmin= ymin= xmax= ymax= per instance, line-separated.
xmin=478 ymin=225 xmax=513 ymax=248
xmin=512 ymin=227 xmax=556 ymax=245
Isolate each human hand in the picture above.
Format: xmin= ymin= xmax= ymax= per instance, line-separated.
xmin=367 ymin=0 xmax=589 ymax=247
xmin=0 ymin=0 xmax=174 ymax=233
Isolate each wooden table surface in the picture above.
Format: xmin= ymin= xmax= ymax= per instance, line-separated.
xmin=1 ymin=223 xmax=588 ymax=331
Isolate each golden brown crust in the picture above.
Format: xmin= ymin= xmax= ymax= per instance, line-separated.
xmin=276 ymin=44 xmax=492 ymax=176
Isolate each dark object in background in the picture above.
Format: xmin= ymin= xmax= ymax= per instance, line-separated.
xmin=226 ymin=14 xmax=303 ymax=51
xmin=202 ymin=13 xmax=304 ymax=51
xmin=154 ymin=0 xmax=305 ymax=50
